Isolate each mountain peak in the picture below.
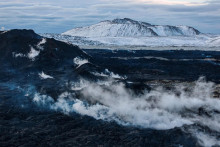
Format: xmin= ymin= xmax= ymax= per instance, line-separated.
xmin=112 ymin=18 xmax=137 ymax=24
xmin=103 ymin=18 xmax=152 ymax=26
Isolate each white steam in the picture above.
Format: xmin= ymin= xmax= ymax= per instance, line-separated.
xmin=69 ymin=79 xmax=88 ymax=90
xmin=91 ymin=69 xmax=126 ymax=79
xmin=31 ymin=77 xmax=220 ymax=146
xmin=188 ymin=128 xmax=220 ymax=147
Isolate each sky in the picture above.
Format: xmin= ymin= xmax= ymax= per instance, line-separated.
xmin=0 ymin=0 xmax=220 ymax=34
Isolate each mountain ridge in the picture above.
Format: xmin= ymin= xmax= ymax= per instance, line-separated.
xmin=63 ymin=18 xmax=200 ymax=37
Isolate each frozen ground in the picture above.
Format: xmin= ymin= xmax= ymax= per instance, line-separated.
xmin=42 ymin=33 xmax=220 ymax=50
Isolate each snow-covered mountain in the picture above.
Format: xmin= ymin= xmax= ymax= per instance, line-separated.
xmin=42 ymin=18 xmax=220 ymax=49
xmin=63 ymin=18 xmax=200 ymax=37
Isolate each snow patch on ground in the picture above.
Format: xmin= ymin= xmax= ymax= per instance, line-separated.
xmin=208 ymin=36 xmax=220 ymax=47
xmin=27 ymin=47 xmax=40 ymax=61
xmin=39 ymin=72 xmax=54 ymax=79
xmin=92 ymin=69 xmax=126 ymax=79
xmin=73 ymin=57 xmax=89 ymax=67
xmin=42 ymin=33 xmax=220 ymax=49
xmin=12 ymin=46 xmax=40 ymax=61
xmin=37 ymin=38 xmax=46 ymax=50
xmin=87 ymin=35 xmax=208 ymax=47
xmin=12 ymin=52 xmax=26 ymax=58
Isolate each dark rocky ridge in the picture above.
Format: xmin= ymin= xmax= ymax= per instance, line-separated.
xmin=0 ymin=29 xmax=97 ymax=99
xmin=0 ymin=29 xmax=89 ymax=71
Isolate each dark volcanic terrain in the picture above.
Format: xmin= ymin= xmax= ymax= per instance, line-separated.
xmin=1 ymin=30 xmax=220 ymax=147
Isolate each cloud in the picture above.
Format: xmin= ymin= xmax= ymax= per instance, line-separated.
xmin=0 ymin=0 xmax=219 ymax=33
xmin=129 ymin=0 xmax=208 ymax=6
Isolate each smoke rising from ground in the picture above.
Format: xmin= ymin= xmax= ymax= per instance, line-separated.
xmin=30 ymin=77 xmax=220 ymax=146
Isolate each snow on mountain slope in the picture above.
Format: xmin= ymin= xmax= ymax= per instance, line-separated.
xmin=42 ymin=33 xmax=220 ymax=48
xmin=149 ymin=25 xmax=200 ymax=36
xmin=42 ymin=18 xmax=219 ymax=49
xmin=63 ymin=18 xmax=200 ymax=37
xmin=208 ymin=36 xmax=220 ymax=47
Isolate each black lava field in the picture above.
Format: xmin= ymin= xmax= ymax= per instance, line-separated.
xmin=1 ymin=30 xmax=220 ymax=147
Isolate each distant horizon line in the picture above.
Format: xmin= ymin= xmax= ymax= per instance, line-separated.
xmin=1 ymin=17 xmax=219 ymax=35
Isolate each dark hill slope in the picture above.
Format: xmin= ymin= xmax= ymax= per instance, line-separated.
xmin=0 ymin=29 xmax=89 ymax=70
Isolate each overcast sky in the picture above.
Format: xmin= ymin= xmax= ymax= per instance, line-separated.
xmin=0 ymin=0 xmax=219 ymax=34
